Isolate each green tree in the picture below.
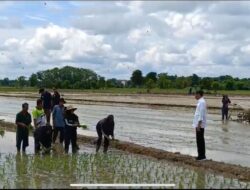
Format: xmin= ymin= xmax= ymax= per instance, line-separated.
xmin=29 ymin=74 xmax=38 ymax=87
xmin=145 ymin=72 xmax=157 ymax=83
xmin=225 ymin=80 xmax=235 ymax=90
xmin=98 ymin=77 xmax=106 ymax=89
xmin=211 ymin=81 xmax=220 ymax=93
xmin=17 ymin=76 xmax=26 ymax=88
xmin=145 ymin=79 xmax=155 ymax=93
xmin=200 ymin=77 xmax=213 ymax=90
xmin=236 ymin=82 xmax=245 ymax=90
xmin=191 ymin=74 xmax=200 ymax=86
xmin=131 ymin=70 xmax=143 ymax=87
xmin=157 ymin=73 xmax=171 ymax=89
xmin=1 ymin=78 xmax=10 ymax=86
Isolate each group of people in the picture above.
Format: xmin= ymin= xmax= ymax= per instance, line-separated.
xmin=15 ymin=88 xmax=115 ymax=154
xmin=15 ymin=87 xmax=232 ymax=162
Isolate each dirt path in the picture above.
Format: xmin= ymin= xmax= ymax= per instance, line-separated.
xmin=1 ymin=120 xmax=250 ymax=182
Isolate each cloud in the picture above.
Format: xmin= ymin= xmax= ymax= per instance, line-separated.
xmin=26 ymin=15 xmax=48 ymax=22
xmin=0 ymin=23 xmax=128 ymax=78
xmin=1 ymin=1 xmax=250 ymax=79
xmin=0 ymin=16 xmax=22 ymax=29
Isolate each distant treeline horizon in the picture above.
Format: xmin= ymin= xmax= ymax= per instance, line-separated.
xmin=0 ymin=66 xmax=249 ymax=91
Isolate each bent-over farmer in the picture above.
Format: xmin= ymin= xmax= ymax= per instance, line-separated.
xmin=96 ymin=115 xmax=115 ymax=153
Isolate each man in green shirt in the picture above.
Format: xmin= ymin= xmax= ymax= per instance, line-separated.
xmin=15 ymin=103 xmax=32 ymax=153
xmin=32 ymin=99 xmax=52 ymax=153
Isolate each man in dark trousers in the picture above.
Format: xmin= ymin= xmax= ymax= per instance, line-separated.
xmin=96 ymin=115 xmax=115 ymax=153
xmin=15 ymin=103 xmax=32 ymax=153
xmin=32 ymin=99 xmax=52 ymax=154
xmin=39 ymin=88 xmax=52 ymax=124
xmin=52 ymin=87 xmax=61 ymax=109
xmin=64 ymin=105 xmax=80 ymax=153
xmin=52 ymin=98 xmax=66 ymax=144
xmin=192 ymin=90 xmax=207 ymax=161
xmin=222 ymin=95 xmax=231 ymax=121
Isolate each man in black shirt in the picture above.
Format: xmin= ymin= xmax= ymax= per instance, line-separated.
xmin=222 ymin=95 xmax=231 ymax=121
xmin=96 ymin=115 xmax=115 ymax=153
xmin=52 ymin=87 xmax=60 ymax=109
xmin=15 ymin=103 xmax=32 ymax=153
xmin=39 ymin=88 xmax=52 ymax=124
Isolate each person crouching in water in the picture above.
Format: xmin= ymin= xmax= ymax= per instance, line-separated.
xmin=32 ymin=99 xmax=52 ymax=154
xmin=96 ymin=115 xmax=115 ymax=153
xmin=64 ymin=105 xmax=80 ymax=154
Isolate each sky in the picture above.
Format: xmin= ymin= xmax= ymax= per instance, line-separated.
xmin=0 ymin=1 xmax=250 ymax=80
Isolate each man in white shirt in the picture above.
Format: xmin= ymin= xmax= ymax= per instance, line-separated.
xmin=192 ymin=90 xmax=207 ymax=161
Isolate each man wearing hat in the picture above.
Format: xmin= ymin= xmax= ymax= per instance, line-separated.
xmin=52 ymin=98 xmax=66 ymax=144
xmin=64 ymin=105 xmax=80 ymax=153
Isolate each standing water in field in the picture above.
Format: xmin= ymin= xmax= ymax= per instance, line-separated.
xmin=0 ymin=96 xmax=250 ymax=167
xmin=0 ymin=132 xmax=250 ymax=189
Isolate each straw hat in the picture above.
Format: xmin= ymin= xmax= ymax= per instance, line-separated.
xmin=65 ymin=105 xmax=77 ymax=111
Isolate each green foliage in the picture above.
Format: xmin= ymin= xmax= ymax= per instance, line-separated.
xmin=145 ymin=79 xmax=155 ymax=92
xmin=29 ymin=74 xmax=38 ymax=87
xmin=145 ymin=72 xmax=157 ymax=83
xmin=33 ymin=66 xmax=101 ymax=89
xmin=17 ymin=76 xmax=27 ymax=88
xmin=211 ymin=81 xmax=220 ymax=92
xmin=225 ymin=80 xmax=235 ymax=90
xmin=157 ymin=73 xmax=171 ymax=89
xmin=131 ymin=70 xmax=143 ymax=87
xmin=191 ymin=74 xmax=200 ymax=86
xmin=0 ymin=66 xmax=250 ymax=92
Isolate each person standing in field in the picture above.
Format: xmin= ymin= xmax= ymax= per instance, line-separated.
xmin=193 ymin=90 xmax=207 ymax=161
xmin=52 ymin=98 xmax=66 ymax=144
xmin=96 ymin=115 xmax=115 ymax=153
xmin=64 ymin=105 xmax=80 ymax=153
xmin=222 ymin=95 xmax=231 ymax=121
xmin=52 ymin=87 xmax=61 ymax=109
xmin=32 ymin=99 xmax=52 ymax=153
xmin=39 ymin=88 xmax=52 ymax=124
xmin=15 ymin=103 xmax=32 ymax=153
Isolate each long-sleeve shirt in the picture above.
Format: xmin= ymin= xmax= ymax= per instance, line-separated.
xmin=52 ymin=105 xmax=65 ymax=128
xmin=96 ymin=118 xmax=114 ymax=137
xmin=192 ymin=97 xmax=207 ymax=128
xmin=222 ymin=98 xmax=231 ymax=109
xmin=65 ymin=113 xmax=79 ymax=128
xmin=41 ymin=91 xmax=52 ymax=109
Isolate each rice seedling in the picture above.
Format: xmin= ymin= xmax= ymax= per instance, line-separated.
xmin=1 ymin=139 xmax=250 ymax=189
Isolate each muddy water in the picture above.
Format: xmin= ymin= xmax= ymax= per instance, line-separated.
xmin=0 ymin=96 xmax=250 ymax=167
xmin=1 ymin=132 xmax=250 ymax=188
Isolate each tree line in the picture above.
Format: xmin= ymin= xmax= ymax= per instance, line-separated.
xmin=0 ymin=66 xmax=250 ymax=91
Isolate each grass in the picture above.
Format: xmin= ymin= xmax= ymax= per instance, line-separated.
xmin=0 ymin=152 xmax=249 ymax=189
xmin=0 ymin=86 xmax=250 ymax=96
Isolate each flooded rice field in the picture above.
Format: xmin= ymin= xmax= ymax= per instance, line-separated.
xmin=1 ymin=132 xmax=250 ymax=189
xmin=0 ymin=96 xmax=250 ymax=167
